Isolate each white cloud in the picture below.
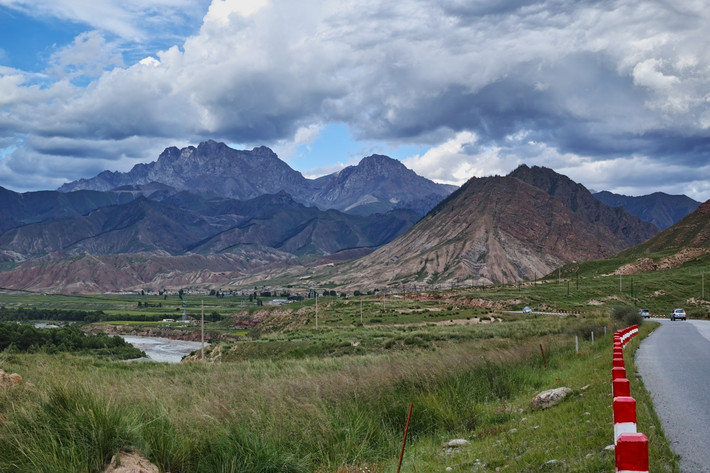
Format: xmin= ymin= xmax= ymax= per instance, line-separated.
xmin=48 ymin=31 xmax=124 ymax=80
xmin=139 ymin=57 xmax=161 ymax=67
xmin=204 ymin=0 xmax=269 ymax=25
xmin=402 ymin=131 xmax=508 ymax=185
xmin=272 ymin=123 xmax=324 ymax=160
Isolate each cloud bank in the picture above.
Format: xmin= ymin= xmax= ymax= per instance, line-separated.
xmin=1 ymin=0 xmax=709 ymax=200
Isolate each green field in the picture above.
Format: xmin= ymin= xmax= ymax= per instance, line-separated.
xmin=1 ymin=256 xmax=704 ymax=472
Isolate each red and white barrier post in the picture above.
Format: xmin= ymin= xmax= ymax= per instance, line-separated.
xmin=611 ymin=325 xmax=648 ymax=473
xmin=612 ymin=366 xmax=626 ymax=382
xmin=613 ymin=377 xmax=631 ymax=398
xmin=615 ymin=432 xmax=649 ymax=473
xmin=613 ymin=396 xmax=637 ymax=444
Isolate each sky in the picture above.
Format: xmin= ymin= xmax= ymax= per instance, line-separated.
xmin=1 ymin=0 xmax=709 ymax=202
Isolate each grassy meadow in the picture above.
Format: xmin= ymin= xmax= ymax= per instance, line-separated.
xmin=1 ymin=257 xmax=703 ymax=472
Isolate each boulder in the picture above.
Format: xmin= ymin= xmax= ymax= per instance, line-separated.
xmin=104 ymin=451 xmax=159 ymax=473
xmin=531 ymin=387 xmax=573 ymax=410
xmin=446 ymin=439 xmax=469 ymax=448
xmin=0 ymin=369 xmax=23 ymax=389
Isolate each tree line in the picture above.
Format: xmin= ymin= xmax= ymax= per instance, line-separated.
xmin=0 ymin=306 xmax=165 ymax=323
xmin=0 ymin=323 xmax=145 ymax=360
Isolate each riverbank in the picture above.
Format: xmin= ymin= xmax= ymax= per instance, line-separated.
xmin=82 ymin=322 xmax=234 ymax=343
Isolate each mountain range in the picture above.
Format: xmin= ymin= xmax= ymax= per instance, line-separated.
xmin=278 ymin=165 xmax=663 ymax=289
xmin=592 ymin=190 xmax=701 ymax=230
xmin=58 ymin=140 xmax=456 ymax=217
xmin=0 ymin=141 xmax=703 ymax=293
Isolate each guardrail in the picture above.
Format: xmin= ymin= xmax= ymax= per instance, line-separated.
xmin=612 ymin=325 xmax=649 ymax=473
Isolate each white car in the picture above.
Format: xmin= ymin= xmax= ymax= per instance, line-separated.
xmin=638 ymin=308 xmax=650 ymax=319
xmin=670 ymin=308 xmax=686 ymax=321
xmin=522 ymin=306 xmax=532 ymax=313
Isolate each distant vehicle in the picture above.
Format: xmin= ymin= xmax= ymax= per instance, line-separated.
xmin=670 ymin=308 xmax=686 ymax=321
xmin=638 ymin=308 xmax=650 ymax=319
xmin=522 ymin=306 xmax=532 ymax=313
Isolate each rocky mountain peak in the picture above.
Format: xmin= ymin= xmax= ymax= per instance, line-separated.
xmin=357 ymin=154 xmax=409 ymax=175
xmin=324 ymin=173 xmax=634 ymax=288
xmin=509 ymin=163 xmax=658 ymax=247
xmin=57 ymin=141 xmax=452 ymax=216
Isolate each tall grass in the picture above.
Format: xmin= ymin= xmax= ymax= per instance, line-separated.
xmin=1 ymin=334 xmax=563 ymax=472
xmin=1 ymin=316 xmax=677 ymax=472
xmin=0 ymin=384 xmax=136 ymax=473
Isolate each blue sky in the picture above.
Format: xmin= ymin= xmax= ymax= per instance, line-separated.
xmin=1 ymin=0 xmax=709 ymax=201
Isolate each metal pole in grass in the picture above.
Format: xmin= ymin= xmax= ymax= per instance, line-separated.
xmin=397 ymin=402 xmax=414 ymax=473
xmin=201 ymin=300 xmax=205 ymax=361
xmin=575 ymin=335 xmax=579 ymax=353
xmin=539 ymin=344 xmax=547 ymax=367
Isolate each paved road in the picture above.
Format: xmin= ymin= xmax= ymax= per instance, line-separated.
xmin=636 ymin=318 xmax=710 ymax=473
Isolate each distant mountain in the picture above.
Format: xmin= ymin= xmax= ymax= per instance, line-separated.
xmin=59 ymin=141 xmax=312 ymax=201
xmin=309 ymin=154 xmax=457 ymax=215
xmin=2 ymin=153 xmax=677 ymax=293
xmin=0 ymin=197 xmax=221 ymax=256
xmin=58 ymin=141 xmax=455 ymax=216
xmin=0 ymin=189 xmax=420 ymax=291
xmin=0 ymin=252 xmax=291 ymax=294
xmin=0 ymin=186 xmax=134 ymax=233
xmin=508 ymin=165 xmax=659 ymax=247
xmin=308 ymin=173 xmax=641 ymax=288
xmin=621 ymin=199 xmax=710 ymax=256
xmin=593 ymin=199 xmax=710 ymax=276
xmin=593 ymin=190 xmax=700 ymax=230
xmin=0 ymin=192 xmax=418 ymax=259
xmin=189 ymin=195 xmax=420 ymax=257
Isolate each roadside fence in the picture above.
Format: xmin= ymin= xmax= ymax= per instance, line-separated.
xmin=612 ymin=324 xmax=649 ymax=473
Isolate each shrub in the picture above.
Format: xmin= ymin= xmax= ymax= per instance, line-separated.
xmin=688 ymin=307 xmax=709 ymax=319
xmin=611 ymin=306 xmax=642 ymax=326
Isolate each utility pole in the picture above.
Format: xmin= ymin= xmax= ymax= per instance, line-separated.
xmin=360 ymin=298 xmax=363 ymax=324
xmin=201 ymin=300 xmax=205 ymax=361
xmin=316 ymin=292 xmax=319 ymax=330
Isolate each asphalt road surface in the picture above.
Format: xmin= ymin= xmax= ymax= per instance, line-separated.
xmin=635 ymin=318 xmax=710 ymax=473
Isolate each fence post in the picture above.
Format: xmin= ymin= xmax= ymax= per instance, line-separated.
xmin=396 ymin=402 xmax=414 ymax=473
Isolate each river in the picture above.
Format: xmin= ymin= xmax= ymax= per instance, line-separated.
xmin=122 ymin=335 xmax=206 ymax=363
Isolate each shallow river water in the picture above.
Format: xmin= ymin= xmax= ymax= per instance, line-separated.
xmin=121 ymin=335 xmax=206 ymax=363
